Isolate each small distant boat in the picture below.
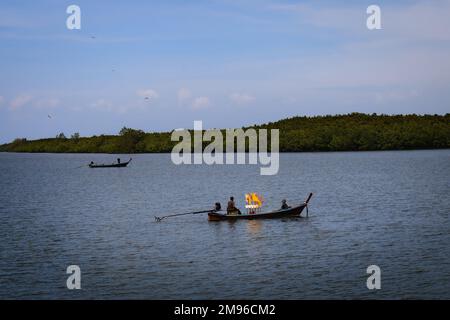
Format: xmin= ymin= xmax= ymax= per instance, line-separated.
xmin=88 ymin=158 xmax=132 ymax=168
xmin=208 ymin=193 xmax=313 ymax=221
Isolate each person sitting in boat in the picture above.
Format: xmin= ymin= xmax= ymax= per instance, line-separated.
xmin=281 ymin=199 xmax=290 ymax=210
xmin=227 ymin=196 xmax=241 ymax=215
xmin=117 ymin=158 xmax=121 ymax=164
xmin=214 ymin=202 xmax=222 ymax=211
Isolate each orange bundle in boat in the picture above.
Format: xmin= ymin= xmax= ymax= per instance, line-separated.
xmin=251 ymin=193 xmax=263 ymax=207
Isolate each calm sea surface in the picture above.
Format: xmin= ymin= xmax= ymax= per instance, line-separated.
xmin=0 ymin=150 xmax=449 ymax=299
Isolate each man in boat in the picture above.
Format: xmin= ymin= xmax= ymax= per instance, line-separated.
xmin=214 ymin=202 xmax=222 ymax=211
xmin=281 ymin=199 xmax=290 ymax=210
xmin=117 ymin=158 xmax=121 ymax=164
xmin=227 ymin=196 xmax=242 ymax=215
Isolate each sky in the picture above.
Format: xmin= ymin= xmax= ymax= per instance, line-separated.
xmin=0 ymin=0 xmax=449 ymax=143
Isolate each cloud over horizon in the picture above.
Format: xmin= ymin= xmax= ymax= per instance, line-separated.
xmin=10 ymin=94 xmax=33 ymax=110
xmin=192 ymin=96 xmax=211 ymax=110
xmin=230 ymin=93 xmax=256 ymax=105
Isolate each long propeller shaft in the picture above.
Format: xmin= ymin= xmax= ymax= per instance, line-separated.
xmin=155 ymin=209 xmax=212 ymax=222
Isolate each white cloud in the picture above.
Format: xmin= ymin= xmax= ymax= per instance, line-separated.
xmin=10 ymin=94 xmax=32 ymax=110
xmin=192 ymin=96 xmax=210 ymax=110
xmin=91 ymin=97 xmax=153 ymax=114
xmin=3 ymin=95 xmax=60 ymax=111
xmin=91 ymin=99 xmax=113 ymax=110
xmin=230 ymin=92 xmax=255 ymax=105
xmin=137 ymin=88 xmax=159 ymax=100
xmin=384 ymin=1 xmax=450 ymax=42
xmin=270 ymin=1 xmax=450 ymax=41
xmin=34 ymin=98 xmax=60 ymax=109
xmin=177 ymin=88 xmax=192 ymax=105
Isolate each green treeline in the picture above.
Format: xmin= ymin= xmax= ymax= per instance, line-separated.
xmin=1 ymin=113 xmax=449 ymax=153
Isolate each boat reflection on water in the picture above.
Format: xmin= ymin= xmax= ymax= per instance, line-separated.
xmin=209 ymin=217 xmax=263 ymax=237
xmin=246 ymin=220 xmax=263 ymax=236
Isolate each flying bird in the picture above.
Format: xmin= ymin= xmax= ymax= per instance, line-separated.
xmin=47 ymin=114 xmax=52 ymax=119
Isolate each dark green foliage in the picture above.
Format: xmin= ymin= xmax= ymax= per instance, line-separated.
xmin=255 ymin=113 xmax=450 ymax=152
xmin=118 ymin=127 xmax=146 ymax=153
xmin=56 ymin=132 xmax=67 ymax=139
xmin=1 ymin=113 xmax=449 ymax=153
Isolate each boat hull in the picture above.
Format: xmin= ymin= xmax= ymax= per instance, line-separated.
xmin=208 ymin=204 xmax=307 ymax=221
xmin=89 ymin=163 xmax=129 ymax=168
xmin=89 ymin=159 xmax=132 ymax=168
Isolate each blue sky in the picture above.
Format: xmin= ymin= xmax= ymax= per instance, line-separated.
xmin=0 ymin=0 xmax=449 ymax=143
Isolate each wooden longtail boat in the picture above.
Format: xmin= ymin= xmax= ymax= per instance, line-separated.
xmin=88 ymin=158 xmax=132 ymax=168
xmin=208 ymin=193 xmax=313 ymax=221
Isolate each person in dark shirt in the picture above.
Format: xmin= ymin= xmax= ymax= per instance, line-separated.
xmin=281 ymin=199 xmax=290 ymax=210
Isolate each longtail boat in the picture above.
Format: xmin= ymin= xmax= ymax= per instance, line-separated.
xmin=88 ymin=158 xmax=132 ymax=168
xmin=207 ymin=193 xmax=313 ymax=221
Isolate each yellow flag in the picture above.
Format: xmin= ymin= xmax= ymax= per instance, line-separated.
xmin=245 ymin=193 xmax=252 ymax=205
xmin=251 ymin=193 xmax=262 ymax=207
